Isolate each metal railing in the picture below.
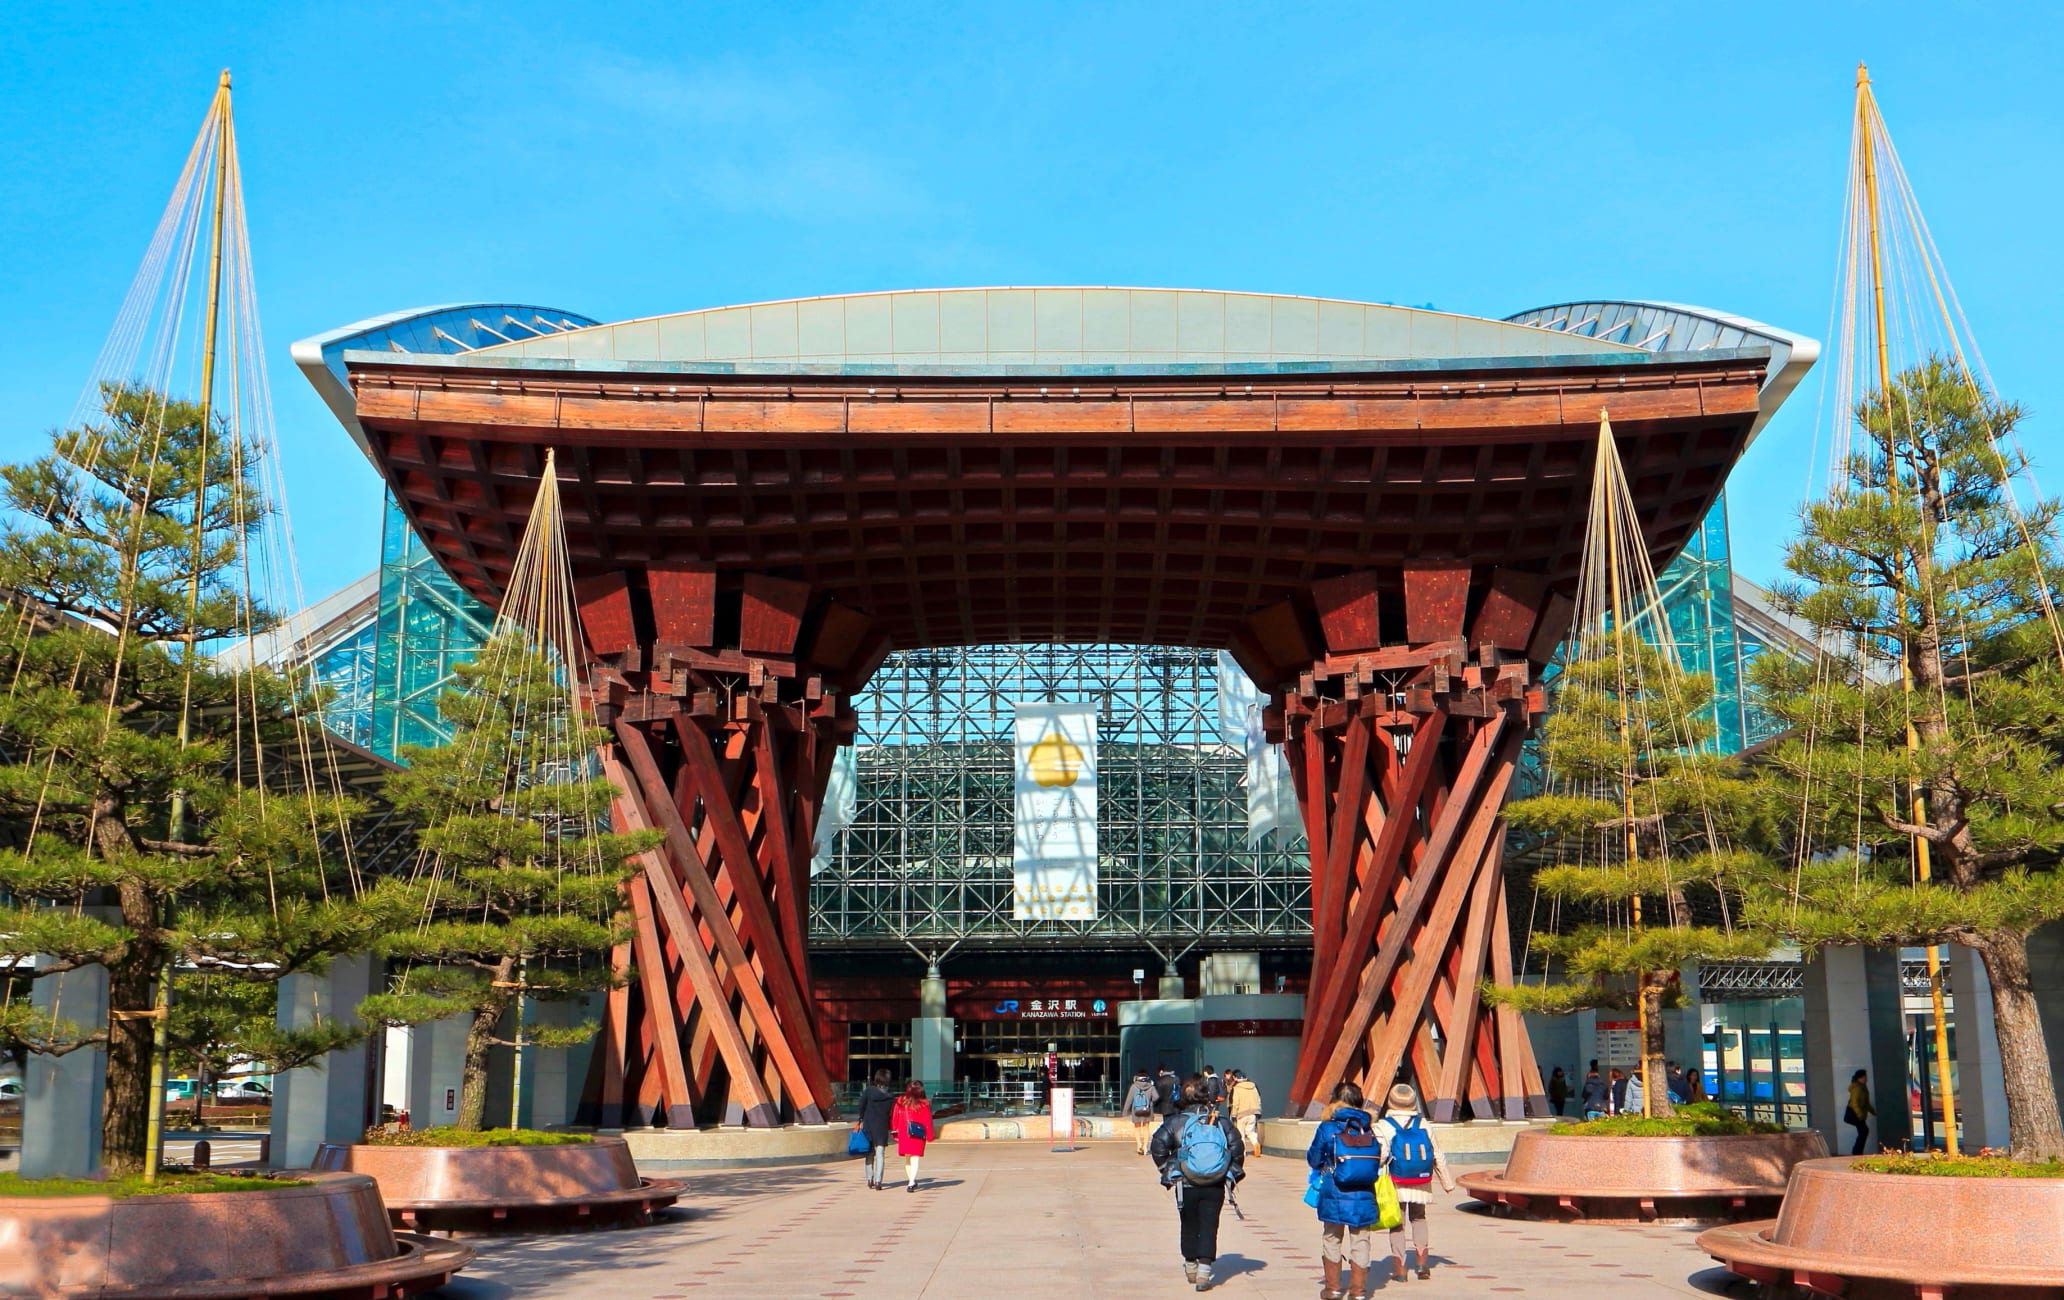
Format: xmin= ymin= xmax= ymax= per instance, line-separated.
xmin=830 ymin=1081 xmax=1125 ymax=1116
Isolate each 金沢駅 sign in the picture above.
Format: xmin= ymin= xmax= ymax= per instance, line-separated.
xmin=990 ymin=998 xmax=1111 ymax=1019
xmin=1012 ymin=702 xmax=1098 ymax=920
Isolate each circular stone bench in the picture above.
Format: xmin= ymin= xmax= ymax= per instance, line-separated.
xmin=1698 ymin=1157 xmax=2064 ymax=1297
xmin=1458 ymin=1129 xmax=1828 ymax=1223
xmin=0 ymin=1171 xmax=472 ymax=1298
xmin=312 ymin=1135 xmax=683 ymax=1233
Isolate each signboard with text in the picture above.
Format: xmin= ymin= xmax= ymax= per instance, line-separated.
xmin=1049 ymin=1086 xmax=1075 ymax=1152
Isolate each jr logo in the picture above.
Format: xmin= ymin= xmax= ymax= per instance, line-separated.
xmin=995 ymin=1000 xmax=1019 ymax=1014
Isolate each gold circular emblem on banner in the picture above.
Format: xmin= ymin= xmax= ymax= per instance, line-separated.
xmin=1027 ymin=731 xmax=1084 ymax=787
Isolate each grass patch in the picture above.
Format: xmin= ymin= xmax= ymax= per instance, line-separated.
xmin=0 ymin=1171 xmax=307 ymax=1198
xmin=362 ymin=1125 xmax=591 ymax=1148
xmin=1549 ymin=1102 xmax=1787 ymax=1138
xmin=1853 ymin=1153 xmax=2064 ymax=1179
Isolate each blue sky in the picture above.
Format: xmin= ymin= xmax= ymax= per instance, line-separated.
xmin=3 ymin=1 xmax=2058 ymax=603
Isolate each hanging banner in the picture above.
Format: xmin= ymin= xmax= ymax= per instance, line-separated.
xmin=1012 ymin=702 xmax=1098 ymax=920
xmin=1217 ymin=652 xmax=1297 ymax=847
xmin=809 ymin=745 xmax=858 ymax=876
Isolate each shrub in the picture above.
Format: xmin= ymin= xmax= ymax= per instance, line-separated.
xmin=1549 ymin=1102 xmax=1786 ymax=1138
xmin=1854 ymin=1152 xmax=2064 ymax=1179
xmin=0 ymin=1171 xmax=307 ymax=1197
xmin=362 ymin=1125 xmax=591 ymax=1148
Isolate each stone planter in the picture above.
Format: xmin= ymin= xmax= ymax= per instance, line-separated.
xmin=0 ymin=1171 xmax=472 ymax=1299
xmin=1698 ymin=1157 xmax=2064 ymax=1297
xmin=311 ymin=1135 xmax=684 ymax=1233
xmin=1458 ymin=1128 xmax=1829 ymax=1223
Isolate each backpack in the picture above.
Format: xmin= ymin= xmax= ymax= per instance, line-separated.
xmin=1155 ymin=1072 xmax=1178 ymax=1109
xmin=1331 ymin=1113 xmax=1383 ymax=1190
xmin=1384 ymin=1115 xmax=1435 ymax=1184
xmin=1175 ymin=1110 xmax=1232 ymax=1186
xmin=1131 ymin=1081 xmax=1155 ymax=1116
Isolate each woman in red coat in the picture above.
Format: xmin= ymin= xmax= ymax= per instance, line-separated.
xmin=890 ymin=1080 xmax=935 ymax=1193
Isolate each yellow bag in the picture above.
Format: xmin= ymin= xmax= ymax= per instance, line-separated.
xmin=1374 ymin=1170 xmax=1403 ymax=1230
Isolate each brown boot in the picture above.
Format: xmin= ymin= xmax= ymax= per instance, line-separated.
xmin=1318 ymin=1258 xmax=1341 ymax=1300
xmin=1390 ymin=1254 xmax=1409 ymax=1282
xmin=1346 ymin=1263 xmax=1367 ymax=1298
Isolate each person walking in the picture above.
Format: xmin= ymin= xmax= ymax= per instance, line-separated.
xmin=891 ymin=1079 xmax=936 ymax=1192
xmin=1607 ymin=1067 xmax=1628 ymax=1115
xmin=1154 ymin=1065 xmax=1182 ymax=1119
xmin=1123 ymin=1067 xmax=1160 ymax=1155
xmin=853 ymin=1068 xmax=896 ymax=1190
xmin=1624 ymin=1068 xmax=1646 ymax=1116
xmin=1845 ymin=1069 xmax=1875 ymax=1155
xmin=1547 ymin=1067 xmax=1570 ymax=1117
xmin=1376 ymin=1083 xmax=1455 ymax=1282
xmin=1150 ymin=1074 xmax=1245 ymax=1292
xmin=1201 ymin=1064 xmax=1226 ymax=1106
xmin=1228 ymin=1068 xmax=1263 ymax=1157
xmin=1578 ymin=1066 xmax=1609 ymax=1120
xmin=1305 ymin=1081 xmax=1381 ymax=1300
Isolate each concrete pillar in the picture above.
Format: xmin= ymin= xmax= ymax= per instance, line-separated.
xmin=19 ymin=961 xmax=108 ymax=1178
xmin=1802 ymin=946 xmax=1909 ymax=1154
xmin=1947 ymin=944 xmax=2011 ymax=1151
xmin=517 ymin=997 xmax=595 ymax=1131
xmin=2029 ymin=922 xmax=2064 ymax=1135
xmin=405 ymin=1015 xmax=470 ymax=1130
xmin=1520 ymin=1012 xmax=1579 ymax=1118
xmin=911 ymin=965 xmax=955 ymax=1088
xmin=270 ymin=955 xmax=383 ymax=1167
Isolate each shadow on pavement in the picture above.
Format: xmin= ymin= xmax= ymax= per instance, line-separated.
xmin=1207 ymin=1253 xmax=1265 ymax=1281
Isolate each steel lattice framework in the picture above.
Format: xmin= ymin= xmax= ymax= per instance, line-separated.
xmin=810 ymin=644 xmax=1308 ymax=947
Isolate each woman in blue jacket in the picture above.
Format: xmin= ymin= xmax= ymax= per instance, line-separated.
xmin=1305 ymin=1081 xmax=1379 ymax=1300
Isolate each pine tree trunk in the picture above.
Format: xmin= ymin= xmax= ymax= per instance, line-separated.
xmin=456 ymin=958 xmax=516 ymax=1132
xmin=1640 ymin=974 xmax=1675 ymax=1119
xmin=456 ymin=1004 xmax=499 ymax=1133
xmin=1972 ymin=926 xmax=2064 ymax=1161
xmin=102 ymin=954 xmax=156 ymax=1174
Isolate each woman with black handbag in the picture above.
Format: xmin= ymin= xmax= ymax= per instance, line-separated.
xmin=892 ymin=1079 xmax=936 ymax=1192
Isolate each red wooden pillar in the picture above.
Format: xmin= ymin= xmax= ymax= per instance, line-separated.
xmin=1236 ymin=566 xmax=1566 ymax=1122
xmin=573 ymin=566 xmax=883 ymax=1128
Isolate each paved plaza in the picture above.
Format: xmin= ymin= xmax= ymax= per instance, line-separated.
xmin=437 ymin=1143 xmax=1743 ymax=1299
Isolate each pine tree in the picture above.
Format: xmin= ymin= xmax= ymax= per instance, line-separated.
xmin=360 ymin=634 xmax=650 ymax=1132
xmin=1494 ymin=635 xmax=1770 ymax=1118
xmin=1743 ymin=359 xmax=2064 ymax=1161
xmin=0 ymin=382 xmax=406 ymax=1173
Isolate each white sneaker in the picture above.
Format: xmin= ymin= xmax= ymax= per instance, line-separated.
xmin=1183 ymin=1262 xmax=1198 ymax=1284
xmin=1194 ymin=1265 xmax=1213 ymax=1291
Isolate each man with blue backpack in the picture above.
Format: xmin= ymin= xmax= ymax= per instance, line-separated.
xmin=1149 ymin=1074 xmax=1246 ymax=1292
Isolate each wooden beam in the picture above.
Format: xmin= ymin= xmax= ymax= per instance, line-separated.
xmin=672 ymin=714 xmax=834 ymax=1115
xmin=612 ymin=726 xmax=799 ymax=1126
xmin=626 ymin=874 xmax=697 ymax=1128
xmin=1291 ymin=708 xmax=1449 ymax=1106
xmin=1310 ymin=720 xmax=1520 ymax=1101
xmin=607 ymin=773 xmax=773 ymax=1123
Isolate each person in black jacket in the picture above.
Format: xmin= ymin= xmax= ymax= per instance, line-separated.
xmin=1578 ymin=1067 xmax=1610 ymax=1119
xmin=852 ymin=1068 xmax=896 ymax=1189
xmin=1153 ymin=1067 xmax=1181 ymax=1118
xmin=1149 ymin=1075 xmax=1246 ymax=1292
